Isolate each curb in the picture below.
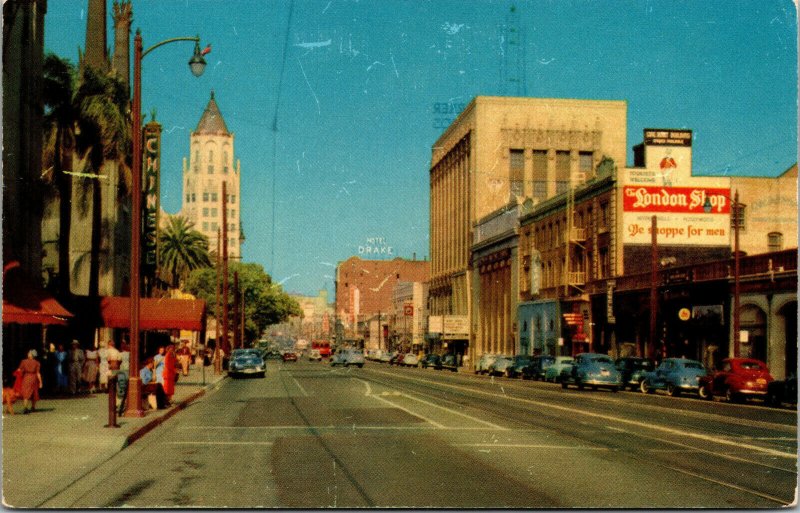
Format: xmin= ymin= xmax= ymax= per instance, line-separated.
xmin=124 ymin=376 xmax=226 ymax=447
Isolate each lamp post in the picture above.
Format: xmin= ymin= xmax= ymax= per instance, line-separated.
xmin=703 ymin=189 xmax=741 ymax=358
xmin=127 ymin=30 xmax=207 ymax=417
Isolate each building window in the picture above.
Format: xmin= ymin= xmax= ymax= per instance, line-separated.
xmin=203 ymin=192 xmax=209 ymax=202
xmin=185 ymin=194 xmax=190 ymax=203
xmin=555 ymin=151 xmax=570 ymax=194
xmin=229 ymin=209 xmax=235 ymax=219
xmin=509 ymin=149 xmax=524 ymax=197
xmin=211 ymin=192 xmax=218 ymax=202
xmin=208 ymin=165 xmax=214 ymax=174
xmin=532 ymin=150 xmax=547 ymax=200
xmin=599 ymin=247 xmax=609 ymax=279
xmin=223 ymin=151 xmax=229 ymax=174
xmin=768 ymin=232 xmax=783 ymax=252
xmin=202 ymin=207 xmax=209 ymax=216
xmin=211 ymin=222 xmax=218 ymax=231
xmin=202 ymin=222 xmax=209 ymax=231
xmin=194 ymin=150 xmax=199 ymax=173
xmin=191 ymin=193 xmax=196 ymax=202
xmin=230 ymin=194 xmax=236 ymax=204
xmin=732 ymin=203 xmax=746 ymax=231
xmin=600 ymin=201 xmax=609 ymax=229
xmin=579 ymin=151 xmax=593 ymax=174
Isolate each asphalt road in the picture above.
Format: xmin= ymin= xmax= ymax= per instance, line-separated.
xmin=46 ymin=359 xmax=797 ymax=508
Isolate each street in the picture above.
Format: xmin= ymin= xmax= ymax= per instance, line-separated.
xmin=44 ymin=359 xmax=797 ymax=508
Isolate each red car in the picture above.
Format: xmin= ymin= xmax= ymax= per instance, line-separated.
xmin=698 ymin=358 xmax=773 ymax=402
xmin=282 ymin=351 xmax=298 ymax=362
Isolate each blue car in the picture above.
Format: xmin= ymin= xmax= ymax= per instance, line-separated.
xmin=560 ymin=353 xmax=622 ymax=392
xmin=639 ymin=358 xmax=707 ymax=396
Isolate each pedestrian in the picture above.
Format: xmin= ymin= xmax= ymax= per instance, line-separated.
xmin=54 ymin=343 xmax=68 ymax=394
xmin=154 ymin=345 xmax=166 ymax=385
xmin=83 ymin=344 xmax=99 ymax=393
xmin=177 ymin=340 xmax=192 ymax=376
xmin=119 ymin=342 xmax=130 ymax=373
xmin=17 ymin=350 xmax=43 ymax=413
xmin=139 ymin=358 xmax=166 ymax=409
xmin=67 ymin=340 xmax=85 ymax=395
xmin=107 ymin=340 xmax=121 ymax=373
xmin=97 ymin=341 xmax=110 ymax=392
xmin=162 ymin=345 xmax=177 ymax=405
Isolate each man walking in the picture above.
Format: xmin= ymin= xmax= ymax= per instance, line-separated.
xmin=68 ymin=340 xmax=85 ymax=395
xmin=177 ymin=340 xmax=192 ymax=376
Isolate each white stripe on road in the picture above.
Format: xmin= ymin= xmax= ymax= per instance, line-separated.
xmin=456 ymin=443 xmax=609 ymax=450
xmin=177 ymin=425 xmax=507 ymax=431
xmin=368 ymin=393 xmax=447 ymax=429
xmin=292 ymin=375 xmax=309 ymax=397
xmin=367 ymin=368 xmax=797 ymax=460
xmin=164 ymin=441 xmax=274 ymax=446
xmin=398 ymin=392 xmax=508 ymax=431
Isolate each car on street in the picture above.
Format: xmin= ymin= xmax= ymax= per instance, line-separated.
xmin=475 ymin=353 xmax=498 ymax=375
xmin=440 ymin=354 xmax=459 ymax=372
xmin=544 ymin=356 xmax=574 ymax=382
xmin=766 ymin=375 xmax=797 ymax=407
xmin=561 ymin=353 xmax=622 ymax=392
xmin=506 ymin=355 xmax=533 ymax=379
xmin=420 ymin=354 xmax=443 ymax=370
xmin=523 ymin=355 xmax=555 ymax=380
xmin=488 ymin=355 xmax=515 ymax=377
xmin=389 ymin=353 xmax=406 ymax=366
xmin=308 ymin=349 xmax=322 ymax=361
xmin=228 ymin=351 xmax=266 ymax=378
xmin=330 ymin=349 xmax=365 ymax=368
xmin=615 ymin=357 xmax=656 ymax=391
xmin=698 ymin=358 xmax=773 ymax=402
xmin=263 ymin=349 xmax=283 ymax=360
xmin=282 ymin=351 xmax=298 ymax=362
xmin=402 ymin=353 xmax=420 ymax=367
xmin=379 ymin=351 xmax=394 ymax=363
xmin=640 ymin=358 xmax=707 ymax=396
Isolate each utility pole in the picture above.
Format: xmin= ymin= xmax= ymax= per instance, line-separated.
xmin=733 ymin=189 xmax=741 ymax=358
xmin=233 ymin=271 xmax=240 ymax=350
xmin=214 ymin=229 xmax=221 ymax=374
xmin=222 ymin=181 xmax=229 ymax=357
xmin=649 ymin=215 xmax=658 ymax=360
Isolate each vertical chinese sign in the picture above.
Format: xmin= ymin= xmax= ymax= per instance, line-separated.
xmin=142 ymin=121 xmax=161 ymax=284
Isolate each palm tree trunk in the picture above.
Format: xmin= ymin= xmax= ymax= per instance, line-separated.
xmin=88 ymin=175 xmax=101 ymax=297
xmin=56 ymin=130 xmax=73 ymax=297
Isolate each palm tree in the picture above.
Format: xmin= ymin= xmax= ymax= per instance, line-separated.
xmin=72 ymin=64 xmax=131 ymax=297
xmin=41 ymin=54 xmax=77 ymax=297
xmin=158 ymin=215 xmax=212 ymax=289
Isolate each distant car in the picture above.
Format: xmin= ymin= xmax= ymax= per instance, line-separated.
xmin=420 ymin=354 xmax=443 ymax=370
xmin=440 ymin=354 xmax=459 ymax=372
xmin=402 ymin=353 xmax=420 ymax=367
xmin=379 ymin=351 xmax=393 ymax=363
xmin=475 ymin=354 xmax=498 ymax=375
xmin=308 ymin=349 xmax=322 ymax=361
xmin=766 ymin=375 xmax=797 ymax=407
xmin=389 ymin=353 xmax=405 ymax=366
xmin=330 ymin=349 xmax=365 ymax=368
xmin=282 ymin=351 xmax=298 ymax=362
xmin=640 ymin=358 xmax=707 ymax=396
xmin=615 ymin=357 xmax=656 ymax=391
xmin=544 ymin=356 xmax=574 ymax=382
xmin=263 ymin=350 xmax=283 ymax=360
xmin=228 ymin=352 xmax=265 ymax=378
xmin=523 ymin=355 xmax=555 ymax=381
xmin=488 ymin=355 xmax=515 ymax=377
xmin=698 ymin=358 xmax=773 ymax=402
xmin=506 ymin=355 xmax=532 ymax=379
xmin=561 ymin=353 xmax=622 ymax=392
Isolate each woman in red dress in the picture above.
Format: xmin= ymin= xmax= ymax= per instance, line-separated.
xmin=17 ymin=350 xmax=42 ymax=413
xmin=162 ymin=345 xmax=177 ymax=404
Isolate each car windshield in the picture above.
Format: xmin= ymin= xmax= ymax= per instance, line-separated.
xmin=592 ymin=356 xmax=613 ymax=364
xmin=739 ymin=362 xmax=765 ymax=371
xmin=683 ymin=362 xmax=704 ymax=369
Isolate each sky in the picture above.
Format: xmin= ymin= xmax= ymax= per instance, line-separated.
xmin=43 ymin=0 xmax=798 ymax=297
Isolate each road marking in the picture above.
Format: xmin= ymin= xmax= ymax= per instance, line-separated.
xmin=367 ymin=393 xmax=446 ymax=429
xmin=456 ymin=443 xmax=609 ymax=450
xmin=177 ymin=425 xmax=504 ymax=431
xmin=656 ymin=462 xmax=790 ymax=505
xmin=164 ymin=441 xmax=275 ymax=446
xmin=291 ymin=375 xmax=309 ymax=397
xmin=367 ymin=368 xmax=797 ymax=460
xmin=398 ymin=392 xmax=508 ymax=430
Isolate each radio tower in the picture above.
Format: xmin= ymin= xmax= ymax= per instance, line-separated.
xmin=502 ymin=4 xmax=527 ymax=96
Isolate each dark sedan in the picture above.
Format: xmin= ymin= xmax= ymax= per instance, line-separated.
xmin=420 ymin=354 xmax=443 ymax=370
xmin=523 ymin=355 xmax=555 ymax=381
xmin=767 ymin=375 xmax=797 ymax=407
xmin=561 ymin=353 xmax=622 ymax=392
xmin=615 ymin=357 xmax=656 ymax=391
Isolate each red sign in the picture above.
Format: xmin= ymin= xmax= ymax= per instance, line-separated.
xmin=562 ymin=313 xmax=583 ymax=326
xmin=403 ymin=304 xmax=414 ymax=317
xmin=623 ymin=186 xmax=730 ymax=214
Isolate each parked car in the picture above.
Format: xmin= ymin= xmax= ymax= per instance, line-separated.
xmin=488 ymin=355 xmax=515 ymax=377
xmin=378 ymin=351 xmax=394 ymax=363
xmin=640 ymin=358 xmax=707 ymax=396
xmin=308 ymin=349 xmax=322 ymax=361
xmin=475 ymin=353 xmax=498 ymax=375
xmin=440 ymin=354 xmax=459 ymax=372
xmin=420 ymin=354 xmax=443 ymax=370
xmin=282 ymin=351 xmax=298 ymax=362
xmin=504 ymin=355 xmax=532 ymax=379
xmin=228 ymin=351 xmax=266 ymax=378
xmin=402 ymin=353 xmax=420 ymax=367
xmin=766 ymin=375 xmax=797 ymax=407
xmin=561 ymin=353 xmax=622 ymax=392
xmin=698 ymin=358 xmax=773 ymax=402
xmin=523 ymin=355 xmax=555 ymax=381
xmin=263 ymin=349 xmax=283 ymax=360
xmin=389 ymin=353 xmax=405 ymax=366
xmin=615 ymin=357 xmax=656 ymax=391
xmin=544 ymin=356 xmax=574 ymax=382
xmin=330 ymin=349 xmax=365 ymax=368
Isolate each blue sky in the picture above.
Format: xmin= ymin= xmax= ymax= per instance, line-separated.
xmin=44 ymin=0 xmax=798 ymax=297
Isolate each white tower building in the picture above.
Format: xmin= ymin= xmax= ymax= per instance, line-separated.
xmin=181 ymin=91 xmax=241 ymax=258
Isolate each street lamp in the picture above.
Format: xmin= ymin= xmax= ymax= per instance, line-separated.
xmin=127 ymin=30 xmax=207 ymax=417
xmin=703 ymin=189 xmax=741 ymax=358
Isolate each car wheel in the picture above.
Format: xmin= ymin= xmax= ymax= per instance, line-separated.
xmin=561 ymin=380 xmax=569 ymax=389
xmin=259 ymin=372 xmax=266 ymax=378
xmin=577 ymin=382 xmax=585 ymax=391
xmin=505 ymin=370 xmax=513 ymax=379
xmin=725 ymin=388 xmax=740 ymax=403
xmin=666 ymin=384 xmax=679 ymax=397
xmin=610 ymin=386 xmax=618 ymax=393
xmin=698 ymin=384 xmax=712 ymax=400
xmin=591 ymin=385 xmax=598 ymax=391
xmin=640 ymin=380 xmax=653 ymax=394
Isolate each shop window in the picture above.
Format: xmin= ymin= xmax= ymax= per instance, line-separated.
xmin=768 ymin=232 xmax=784 ymax=252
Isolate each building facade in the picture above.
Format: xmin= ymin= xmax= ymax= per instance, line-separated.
xmin=180 ymin=91 xmax=242 ymax=259
xmin=288 ymin=289 xmax=334 ymax=342
xmin=389 ymin=281 xmax=429 ymax=352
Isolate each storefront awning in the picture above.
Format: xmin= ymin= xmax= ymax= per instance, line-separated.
xmin=99 ymin=296 xmax=206 ymax=331
xmin=2 ymin=261 xmax=73 ymax=325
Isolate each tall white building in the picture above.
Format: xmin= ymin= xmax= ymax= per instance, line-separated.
xmin=180 ymin=91 xmax=241 ymax=258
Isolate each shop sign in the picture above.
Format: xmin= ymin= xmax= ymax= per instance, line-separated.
xmin=142 ymin=122 xmax=161 ymax=274
xmin=643 ymin=128 xmax=693 ymax=147
xmin=428 ymin=315 xmax=443 ymax=334
xmin=678 ymin=308 xmax=691 ymax=321
xmin=442 ymin=315 xmax=469 ymax=339
xmin=403 ymin=303 xmax=414 ymax=317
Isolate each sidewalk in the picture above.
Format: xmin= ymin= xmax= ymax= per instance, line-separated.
xmin=2 ymin=363 xmax=227 ymax=508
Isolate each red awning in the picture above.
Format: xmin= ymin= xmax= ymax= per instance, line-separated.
xmin=2 ymin=261 xmax=73 ymax=325
xmin=99 ymin=296 xmax=206 ymax=331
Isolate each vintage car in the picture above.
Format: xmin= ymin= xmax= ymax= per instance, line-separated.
xmin=615 ymin=357 xmax=656 ymax=391
xmin=544 ymin=356 xmax=574 ymax=382
xmin=698 ymin=358 xmax=773 ymax=402
xmin=420 ymin=354 xmax=443 ymax=370
xmin=766 ymin=375 xmax=797 ymax=407
xmin=228 ymin=351 xmax=266 ymax=378
xmin=560 ymin=353 xmax=622 ymax=392
xmin=640 ymin=358 xmax=707 ymax=396
xmin=330 ymin=349 xmax=365 ymax=368
xmin=523 ymin=355 xmax=555 ymax=381
xmin=475 ymin=354 xmax=498 ymax=375
xmin=487 ymin=355 xmax=515 ymax=377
